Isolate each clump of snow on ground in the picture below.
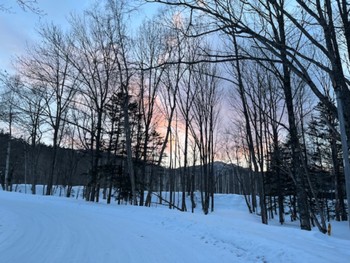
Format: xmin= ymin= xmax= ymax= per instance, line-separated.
xmin=0 ymin=189 xmax=349 ymax=263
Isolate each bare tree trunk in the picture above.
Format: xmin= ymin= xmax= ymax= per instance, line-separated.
xmin=335 ymin=90 xmax=350 ymax=225
xmin=122 ymin=86 xmax=137 ymax=205
xmin=5 ymin=131 xmax=12 ymax=191
xmin=274 ymin=2 xmax=311 ymax=230
xmin=46 ymin=131 xmax=58 ymax=196
xmin=231 ymin=32 xmax=267 ymax=224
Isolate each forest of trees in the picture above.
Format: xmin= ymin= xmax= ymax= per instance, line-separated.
xmin=0 ymin=0 xmax=350 ymax=233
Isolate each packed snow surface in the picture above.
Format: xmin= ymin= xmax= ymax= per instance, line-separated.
xmin=0 ymin=190 xmax=350 ymax=263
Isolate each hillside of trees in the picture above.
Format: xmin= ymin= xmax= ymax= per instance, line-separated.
xmin=0 ymin=131 xmax=254 ymax=207
xmin=1 ymin=0 xmax=350 ymax=233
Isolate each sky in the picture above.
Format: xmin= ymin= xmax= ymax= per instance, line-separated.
xmin=0 ymin=0 xmax=159 ymax=73
xmin=0 ymin=0 xmax=95 ymax=71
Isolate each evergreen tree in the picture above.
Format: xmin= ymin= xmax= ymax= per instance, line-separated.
xmin=307 ymin=101 xmax=347 ymax=221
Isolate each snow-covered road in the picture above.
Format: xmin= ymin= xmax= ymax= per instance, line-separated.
xmin=0 ymin=191 xmax=235 ymax=263
xmin=1 ymin=191 xmax=350 ymax=263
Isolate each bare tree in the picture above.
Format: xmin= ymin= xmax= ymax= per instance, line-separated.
xmin=147 ymin=12 xmax=187 ymax=206
xmin=9 ymin=79 xmax=45 ymax=194
xmin=17 ymin=23 xmax=77 ymax=195
xmin=66 ymin=1 xmax=127 ymax=201
xmin=0 ymin=75 xmax=22 ymax=191
xmin=188 ymin=58 xmax=221 ymax=214
xmin=135 ymin=17 xmax=167 ymax=206
xmin=107 ymin=0 xmax=138 ymax=205
xmin=176 ymin=36 xmax=202 ymax=212
xmin=0 ymin=0 xmax=42 ymax=14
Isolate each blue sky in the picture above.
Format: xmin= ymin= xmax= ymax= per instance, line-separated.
xmin=0 ymin=0 xmax=160 ymax=72
xmin=0 ymin=0 xmax=92 ymax=71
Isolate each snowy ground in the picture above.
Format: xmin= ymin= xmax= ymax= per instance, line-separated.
xmin=0 ymin=189 xmax=350 ymax=263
